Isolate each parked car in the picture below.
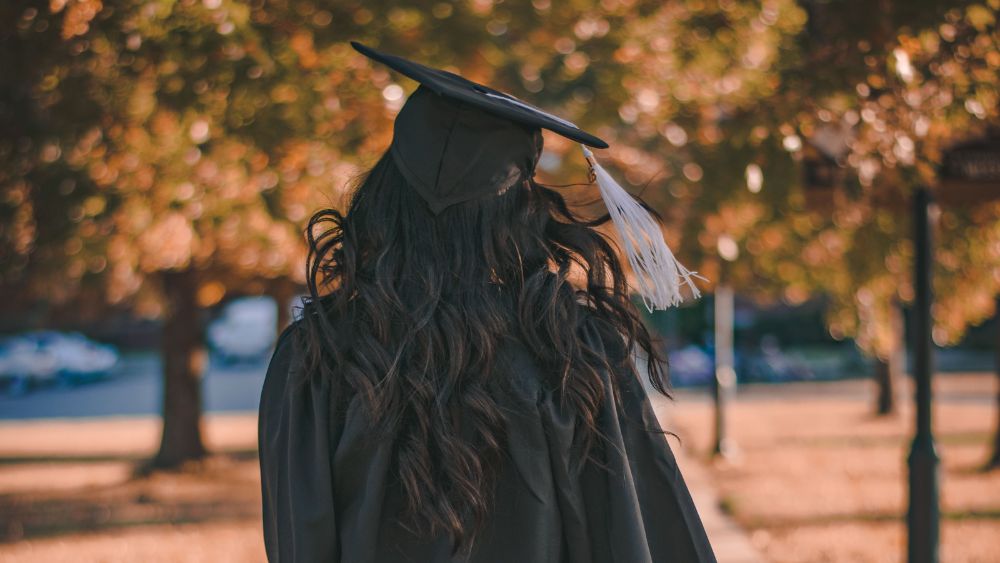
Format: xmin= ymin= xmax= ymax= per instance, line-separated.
xmin=667 ymin=345 xmax=715 ymax=387
xmin=208 ymin=297 xmax=278 ymax=364
xmin=0 ymin=331 xmax=119 ymax=394
xmin=737 ymin=335 xmax=814 ymax=383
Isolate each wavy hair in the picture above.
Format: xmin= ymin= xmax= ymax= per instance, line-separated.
xmin=298 ymin=139 xmax=669 ymax=552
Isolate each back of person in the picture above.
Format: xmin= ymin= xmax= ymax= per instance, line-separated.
xmin=262 ymin=315 xmax=714 ymax=562
xmin=258 ymin=42 xmax=717 ymax=563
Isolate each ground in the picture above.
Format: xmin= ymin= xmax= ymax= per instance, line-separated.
xmin=665 ymin=373 xmax=1000 ymax=563
xmin=0 ymin=373 xmax=996 ymax=562
xmin=0 ymin=416 xmax=265 ymax=563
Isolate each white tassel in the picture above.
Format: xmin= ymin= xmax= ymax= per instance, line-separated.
xmin=582 ymin=145 xmax=703 ymax=311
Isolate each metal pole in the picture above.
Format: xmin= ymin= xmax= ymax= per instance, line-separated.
xmin=907 ymin=186 xmax=939 ymax=563
xmin=713 ymin=284 xmax=736 ymax=458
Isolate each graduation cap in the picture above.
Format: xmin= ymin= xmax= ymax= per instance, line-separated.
xmin=351 ymin=41 xmax=701 ymax=309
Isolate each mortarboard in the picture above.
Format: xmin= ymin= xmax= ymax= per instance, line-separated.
xmin=350 ymin=41 xmax=701 ymax=309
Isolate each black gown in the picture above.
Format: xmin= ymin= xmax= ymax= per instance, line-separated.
xmin=258 ymin=317 xmax=718 ymax=563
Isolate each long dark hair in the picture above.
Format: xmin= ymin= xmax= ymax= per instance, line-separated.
xmin=299 ymin=139 xmax=669 ymax=551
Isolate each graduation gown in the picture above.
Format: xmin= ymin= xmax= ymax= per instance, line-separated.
xmin=259 ymin=319 xmax=718 ymax=563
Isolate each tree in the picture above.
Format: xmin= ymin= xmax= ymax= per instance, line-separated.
xmin=1 ymin=0 xmax=367 ymax=467
xmin=613 ymin=0 xmax=998 ymax=416
xmin=4 ymin=0 xmax=996 ymax=465
xmin=3 ymin=0 xmax=802 ymax=466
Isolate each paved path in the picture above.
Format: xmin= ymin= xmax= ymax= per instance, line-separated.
xmin=0 ymin=354 xmax=267 ymax=419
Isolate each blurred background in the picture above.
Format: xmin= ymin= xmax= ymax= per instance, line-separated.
xmin=1 ymin=0 xmax=998 ymax=561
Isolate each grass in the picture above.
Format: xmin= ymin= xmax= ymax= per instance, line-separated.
xmin=0 ymin=415 xmax=264 ymax=562
xmin=667 ymin=372 xmax=1000 ymax=563
xmin=0 ymin=374 xmax=996 ymax=562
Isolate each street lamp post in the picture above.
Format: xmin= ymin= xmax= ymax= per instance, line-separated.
xmin=906 ymin=186 xmax=939 ymax=563
xmin=906 ymin=129 xmax=1000 ymax=562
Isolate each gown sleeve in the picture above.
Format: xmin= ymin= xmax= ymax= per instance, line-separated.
xmin=613 ymin=343 xmax=719 ymax=562
xmin=258 ymin=321 xmax=340 ymax=563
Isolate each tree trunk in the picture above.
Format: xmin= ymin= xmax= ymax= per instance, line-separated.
xmin=874 ymin=301 xmax=904 ymax=416
xmin=987 ymin=299 xmax=1000 ymax=470
xmin=989 ymin=370 xmax=1000 ymax=469
xmin=152 ymin=269 xmax=207 ymax=468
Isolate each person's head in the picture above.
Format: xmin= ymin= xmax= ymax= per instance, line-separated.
xmin=297 ymin=43 xmax=669 ymax=554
